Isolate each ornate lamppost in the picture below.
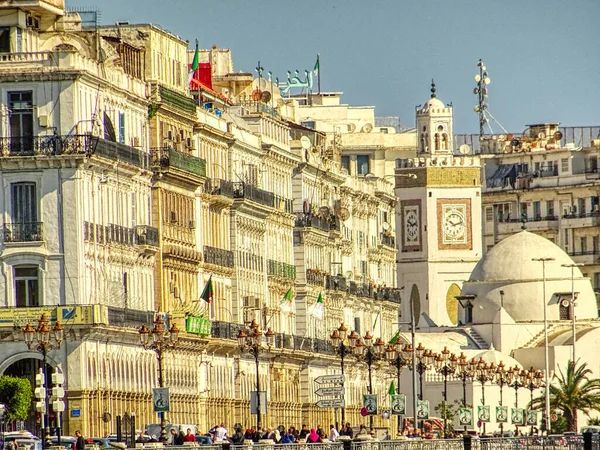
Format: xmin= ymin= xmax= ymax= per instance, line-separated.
xmin=23 ymin=314 xmax=64 ymax=449
xmin=330 ymin=323 xmax=357 ymax=426
xmin=474 ymin=358 xmax=496 ymax=435
xmin=353 ymin=331 xmax=385 ymax=430
xmin=139 ymin=315 xmax=180 ymax=443
xmin=524 ymin=368 xmax=545 ymax=435
xmin=494 ymin=361 xmax=512 ymax=436
xmin=411 ymin=343 xmax=434 ymax=434
xmin=237 ymin=320 xmax=275 ymax=430
xmin=434 ymin=348 xmax=457 ymax=437
xmin=508 ymin=366 xmax=527 ymax=435
xmin=385 ymin=341 xmax=411 ymax=435
xmin=456 ymin=353 xmax=475 ymax=431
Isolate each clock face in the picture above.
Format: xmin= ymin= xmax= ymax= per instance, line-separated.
xmin=402 ymin=202 xmax=421 ymax=250
xmin=442 ymin=204 xmax=467 ymax=244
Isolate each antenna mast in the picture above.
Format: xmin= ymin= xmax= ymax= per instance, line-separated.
xmin=473 ymin=59 xmax=491 ymax=138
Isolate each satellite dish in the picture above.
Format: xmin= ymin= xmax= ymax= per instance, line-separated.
xmin=537 ymin=132 xmax=546 ymax=139
xmin=560 ymin=299 xmax=571 ymax=308
xmin=459 ymin=144 xmax=470 ymax=155
xmin=339 ymin=207 xmax=350 ymax=221
xmin=300 ymin=136 xmax=311 ymax=149
xmin=362 ymin=123 xmax=373 ymax=133
xmin=347 ymin=123 xmax=356 ymax=133
xmin=319 ymin=206 xmax=331 ymax=217
xmin=382 ymin=222 xmax=390 ymax=231
xmin=507 ymin=133 xmax=514 ymax=140
xmin=511 ymin=139 xmax=521 ymax=147
xmin=251 ymin=89 xmax=262 ymax=101
xmin=345 ymin=271 xmax=354 ymax=280
xmin=554 ymin=131 xmax=563 ymax=141
xmin=261 ymin=91 xmax=271 ymax=103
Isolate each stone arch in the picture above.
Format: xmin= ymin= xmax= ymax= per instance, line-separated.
xmin=39 ymin=33 xmax=94 ymax=59
xmin=0 ymin=351 xmax=60 ymax=374
xmin=446 ymin=283 xmax=461 ymax=325
xmin=434 ymin=133 xmax=441 ymax=151
xmin=410 ymin=284 xmax=421 ymax=323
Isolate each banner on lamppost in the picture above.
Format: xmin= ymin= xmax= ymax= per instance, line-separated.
xmin=152 ymin=388 xmax=170 ymax=412
xmin=458 ymin=407 xmax=473 ymax=426
xmin=362 ymin=395 xmax=377 ymax=415
xmin=416 ymin=400 xmax=429 ymax=419
xmin=496 ymin=406 xmax=508 ymax=423
xmin=250 ymin=391 xmax=268 ymax=415
xmin=478 ymin=405 xmax=490 ymax=422
xmin=526 ymin=410 xmax=538 ymax=426
xmin=511 ymin=408 xmax=525 ymax=425
xmin=391 ymin=394 xmax=406 ymax=415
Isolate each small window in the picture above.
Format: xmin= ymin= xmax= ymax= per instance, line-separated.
xmin=380 ymin=128 xmax=388 ymax=134
xmin=561 ymin=158 xmax=569 ymax=173
xmin=341 ymin=155 xmax=350 ymax=174
xmin=533 ymin=201 xmax=541 ymax=220
xmin=354 ymin=317 xmax=361 ymax=334
xmin=581 ymin=236 xmax=587 ymax=253
xmin=356 ymin=155 xmax=370 ymax=176
xmin=520 ymin=202 xmax=528 ymax=220
xmin=14 ymin=266 xmax=39 ymax=307
xmin=301 ymin=121 xmax=315 ymax=129
xmin=485 ymin=207 xmax=493 ymax=222
xmin=546 ymin=200 xmax=555 ymax=218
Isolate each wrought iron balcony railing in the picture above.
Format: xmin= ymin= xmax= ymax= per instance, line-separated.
xmin=232 ymin=182 xmax=274 ymax=208
xmin=380 ymin=233 xmax=395 ymax=248
xmin=205 ymin=178 xmax=235 ymax=198
xmin=135 ymin=225 xmax=159 ymax=247
xmin=267 ymin=259 xmax=296 ymax=280
xmin=2 ymin=222 xmax=43 ymax=242
xmin=0 ymin=134 xmax=95 ymax=157
xmin=203 ymin=245 xmax=235 ymax=268
xmin=306 ymin=269 xmax=326 ymax=286
xmin=295 ymin=213 xmax=331 ymax=232
xmin=375 ymin=287 xmax=403 ymax=304
xmin=325 ymin=275 xmax=347 ymax=292
xmin=151 ymin=147 xmax=206 ymax=178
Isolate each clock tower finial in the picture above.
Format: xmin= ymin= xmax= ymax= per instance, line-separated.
xmin=430 ymin=79 xmax=436 ymax=98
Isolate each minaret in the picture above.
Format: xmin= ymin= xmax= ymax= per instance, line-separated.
xmin=416 ymin=80 xmax=454 ymax=155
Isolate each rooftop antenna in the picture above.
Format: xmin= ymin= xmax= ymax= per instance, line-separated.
xmin=430 ymin=79 xmax=436 ymax=98
xmin=473 ymin=59 xmax=491 ymax=138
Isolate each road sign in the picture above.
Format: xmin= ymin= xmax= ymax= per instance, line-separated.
xmin=314 ymin=374 xmax=344 ymax=385
xmin=314 ymin=386 xmax=344 ymax=396
xmin=315 ymin=398 xmax=345 ymax=408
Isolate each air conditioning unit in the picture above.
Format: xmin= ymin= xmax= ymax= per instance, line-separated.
xmin=26 ymin=15 xmax=40 ymax=30
xmin=243 ymin=296 xmax=259 ymax=309
xmin=188 ymin=220 xmax=196 ymax=229
xmin=170 ymin=211 xmax=177 ymax=223
xmin=131 ymin=136 xmax=140 ymax=147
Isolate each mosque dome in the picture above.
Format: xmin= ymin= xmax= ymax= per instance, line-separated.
xmin=471 ymin=345 xmax=521 ymax=370
xmin=461 ymin=231 xmax=598 ymax=324
xmin=423 ymin=97 xmax=445 ymax=110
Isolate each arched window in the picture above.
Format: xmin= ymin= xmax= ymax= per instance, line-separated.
xmin=434 ymin=133 xmax=441 ymax=151
xmin=442 ymin=133 xmax=449 ymax=150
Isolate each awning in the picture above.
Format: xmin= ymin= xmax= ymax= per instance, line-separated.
xmin=487 ymin=164 xmax=517 ymax=188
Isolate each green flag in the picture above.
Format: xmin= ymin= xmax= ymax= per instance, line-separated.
xmin=200 ymin=275 xmax=213 ymax=303
xmin=308 ymin=292 xmax=324 ymax=320
xmin=389 ymin=329 xmax=401 ymax=345
xmin=280 ymin=288 xmax=293 ymax=314
xmin=388 ymin=381 xmax=396 ymax=395
xmin=372 ymin=311 xmax=380 ymax=330
xmin=188 ymin=39 xmax=199 ymax=85
xmin=313 ymin=57 xmax=319 ymax=75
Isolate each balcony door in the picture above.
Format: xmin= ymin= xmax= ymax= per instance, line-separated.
xmin=8 ymin=91 xmax=33 ymax=154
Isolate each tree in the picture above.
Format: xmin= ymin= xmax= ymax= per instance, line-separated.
xmin=0 ymin=375 xmax=32 ymax=421
xmin=531 ymin=361 xmax=600 ymax=432
xmin=588 ymin=417 xmax=600 ymax=426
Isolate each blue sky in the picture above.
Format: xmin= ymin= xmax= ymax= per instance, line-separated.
xmin=70 ymin=0 xmax=600 ymax=134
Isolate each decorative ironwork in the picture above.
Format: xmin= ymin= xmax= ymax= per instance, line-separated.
xmin=2 ymin=222 xmax=44 ymax=242
xmin=325 ymin=275 xmax=347 ymax=292
xmin=306 ymin=269 xmax=325 ymax=286
xmin=151 ymin=147 xmax=206 ymax=178
xmin=232 ymin=182 xmax=274 ymax=208
xmin=135 ymin=225 xmax=159 ymax=247
xmin=203 ymin=246 xmax=234 ymax=268
xmin=93 ymin=138 xmax=150 ymax=170
xmin=295 ymin=213 xmax=330 ymax=232
xmin=267 ymin=259 xmax=296 ymax=280
xmin=380 ymin=233 xmax=395 ymax=248
xmin=0 ymin=134 xmax=96 ymax=157
xmin=159 ymin=85 xmax=197 ymax=115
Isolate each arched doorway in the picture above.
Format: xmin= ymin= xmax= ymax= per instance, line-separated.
xmin=446 ymin=283 xmax=461 ymax=325
xmin=0 ymin=353 xmax=57 ymax=435
xmin=410 ymin=284 xmax=421 ymax=323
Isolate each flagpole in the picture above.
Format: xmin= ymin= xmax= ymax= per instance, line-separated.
xmin=317 ymin=53 xmax=321 ymax=94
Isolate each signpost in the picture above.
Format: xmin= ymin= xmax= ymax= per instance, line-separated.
xmin=314 ymin=374 xmax=344 ymax=385
xmin=316 ymin=398 xmax=345 ymax=408
xmin=314 ymin=386 xmax=344 ymax=397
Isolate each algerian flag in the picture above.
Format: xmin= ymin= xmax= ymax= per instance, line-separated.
xmin=388 ymin=381 xmax=396 ymax=396
xmin=188 ymin=39 xmax=199 ymax=85
xmin=200 ymin=275 xmax=213 ymax=304
xmin=280 ymin=288 xmax=294 ymax=315
xmin=372 ymin=311 xmax=380 ymax=330
xmin=308 ymin=292 xmax=324 ymax=320
xmin=389 ymin=329 xmax=401 ymax=345
xmin=313 ymin=56 xmax=319 ymax=75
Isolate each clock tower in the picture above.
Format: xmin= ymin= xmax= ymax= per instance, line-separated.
xmin=395 ymin=82 xmax=483 ymax=328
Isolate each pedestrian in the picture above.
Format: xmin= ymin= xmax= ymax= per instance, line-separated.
xmin=214 ymin=424 xmax=228 ymax=442
xmin=5 ymin=438 xmax=16 ymax=450
xmin=306 ymin=428 xmax=320 ymax=443
xmin=184 ymin=429 xmax=195 ymax=443
xmin=299 ymin=424 xmax=309 ymax=440
xmin=341 ymin=423 xmax=354 ymax=438
xmin=75 ymin=430 xmax=85 ymax=450
xmin=175 ymin=431 xmax=185 ymax=446
xmin=328 ymin=425 xmax=339 ymax=442
xmin=230 ymin=427 xmax=244 ymax=445
xmin=244 ymin=428 xmax=254 ymax=441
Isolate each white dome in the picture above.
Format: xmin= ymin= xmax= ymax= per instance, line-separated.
xmin=423 ymin=97 xmax=445 ymax=110
xmin=462 ymin=231 xmax=598 ymax=323
xmin=472 ymin=345 xmax=521 ymax=370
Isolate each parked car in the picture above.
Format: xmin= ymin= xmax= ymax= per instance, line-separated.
xmin=48 ymin=436 xmax=76 ymax=450
xmin=86 ymin=438 xmax=112 ymax=450
xmin=1 ymin=431 xmax=42 ymax=450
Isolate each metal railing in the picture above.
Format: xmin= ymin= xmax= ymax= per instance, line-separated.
xmin=568 ymin=250 xmax=600 ymax=257
xmin=205 ymin=178 xmax=235 ymax=198
xmin=562 ymin=211 xmax=600 ymax=219
xmin=0 ymin=134 xmax=95 ymax=157
xmin=83 ymin=221 xmax=158 ymax=248
xmin=273 ymin=194 xmax=294 ymax=214
xmin=2 ymin=222 xmax=44 ymax=242
xmin=326 ymin=275 xmax=347 ymax=292
xmin=135 ymin=225 xmax=159 ymax=247
xmin=107 ymin=307 xmax=154 ymax=328
xmin=295 ymin=214 xmax=331 ymax=232
xmin=380 ymin=233 xmax=396 ymax=248
xmin=267 ymin=259 xmax=296 ymax=280
xmin=306 ymin=270 xmax=326 ymax=286
xmin=151 ymin=147 xmax=207 ymax=178
xmin=498 ymin=215 xmax=558 ymax=223
xmin=204 ymin=246 xmax=235 ymax=268
xmin=232 ymin=182 xmax=275 ymax=208
xmin=94 ymin=138 xmax=150 ymax=170
xmin=375 ymin=287 xmax=403 ymax=304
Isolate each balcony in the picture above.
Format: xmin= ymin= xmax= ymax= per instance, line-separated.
xmin=273 ymin=194 xmax=294 ymax=214
xmin=151 ymin=147 xmax=206 ymax=179
xmin=567 ymin=250 xmax=600 ymax=265
xmin=561 ymin=211 xmax=600 ymax=229
xmin=497 ymin=215 xmax=559 ymax=234
xmin=267 ymin=259 xmax=296 ymax=280
xmin=380 ymin=233 xmax=396 ymax=248
xmin=294 ymin=213 xmax=331 ymax=232
xmin=203 ymin=246 xmax=234 ymax=268
xmin=0 ymin=134 xmax=94 ymax=157
xmin=2 ymin=222 xmax=43 ymax=242
xmin=93 ymin=138 xmax=150 ymax=170
xmin=325 ymin=275 xmax=347 ymax=292
xmin=375 ymin=287 xmax=403 ymax=304
xmin=347 ymin=281 xmax=375 ymax=298
xmin=134 ymin=225 xmax=159 ymax=247
xmin=232 ymin=182 xmax=274 ymax=208
xmin=306 ymin=269 xmax=325 ymax=286
xmin=158 ymin=85 xmax=198 ymax=115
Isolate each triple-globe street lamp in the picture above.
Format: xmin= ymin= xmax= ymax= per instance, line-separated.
xmin=434 ymin=347 xmax=458 ymax=437
xmin=139 ymin=316 xmax=180 ymax=443
xmin=330 ymin=323 xmax=355 ymax=426
xmin=456 ymin=353 xmax=475 ymax=431
xmin=413 ymin=343 xmax=435 ymax=433
xmin=237 ymin=320 xmax=275 ymax=430
xmin=493 ymin=361 xmax=512 ymax=435
xmin=385 ymin=341 xmax=411 ymax=435
xmin=523 ymin=368 xmax=545 ymax=435
xmin=23 ymin=314 xmax=65 ymax=448
xmin=474 ymin=358 xmax=496 ymax=435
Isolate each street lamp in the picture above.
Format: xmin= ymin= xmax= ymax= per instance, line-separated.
xmin=22 ymin=313 xmax=65 ymax=448
xmin=474 ymin=358 xmax=496 ymax=435
xmin=508 ymin=366 xmax=527 ymax=435
xmin=456 ymin=353 xmax=475 ymax=431
xmin=494 ymin=361 xmax=512 ymax=436
xmin=411 ymin=343 xmax=434 ymax=434
xmin=385 ymin=342 xmax=411 ymax=435
xmin=561 ymin=263 xmax=583 ymax=365
xmin=532 ymin=257 xmax=555 ymax=434
xmin=330 ymin=323 xmax=356 ymax=427
xmin=237 ymin=320 xmax=275 ymax=430
xmin=138 ymin=315 xmax=180 ymax=443
xmin=434 ymin=348 xmax=457 ymax=438
xmin=353 ymin=331 xmax=386 ymax=430
xmin=524 ymin=369 xmax=545 ymax=435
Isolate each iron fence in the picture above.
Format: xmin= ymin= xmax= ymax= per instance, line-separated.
xmin=2 ymin=222 xmax=44 ymax=242
xmin=0 ymin=134 xmax=95 ymax=157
